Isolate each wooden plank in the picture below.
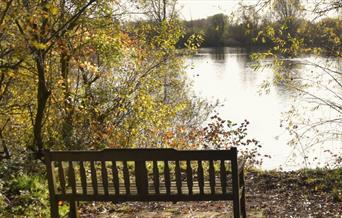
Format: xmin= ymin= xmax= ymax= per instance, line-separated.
xmin=231 ymin=147 xmax=241 ymax=218
xmin=240 ymin=167 xmax=247 ymax=218
xmin=44 ymin=153 xmax=59 ymax=218
xmin=152 ymin=161 xmax=160 ymax=194
xmin=135 ymin=161 xmax=148 ymax=195
xmin=197 ymin=160 xmax=204 ymax=195
xmin=186 ymin=160 xmax=193 ymax=195
xmin=220 ymin=160 xmax=227 ymax=194
xmin=101 ymin=161 xmax=109 ymax=195
xmin=209 ymin=160 xmax=215 ymax=194
xmin=55 ymin=193 xmax=234 ymax=202
xmin=68 ymin=180 xmax=233 ymax=196
xmin=48 ymin=149 xmax=236 ymax=161
xmin=69 ymin=201 xmax=78 ymax=218
xmin=90 ymin=161 xmax=98 ymax=195
xmin=123 ymin=161 xmax=130 ymax=195
xmin=164 ymin=160 xmax=171 ymax=195
xmin=68 ymin=161 xmax=77 ymax=194
xmin=175 ymin=161 xmax=182 ymax=194
xmin=79 ymin=161 xmax=87 ymax=194
xmin=57 ymin=161 xmax=66 ymax=194
xmin=45 ymin=159 xmax=56 ymax=194
xmin=111 ymin=161 xmax=120 ymax=196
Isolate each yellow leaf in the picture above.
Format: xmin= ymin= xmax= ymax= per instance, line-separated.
xmin=32 ymin=41 xmax=48 ymax=50
xmin=46 ymin=4 xmax=59 ymax=15
xmin=50 ymin=6 xmax=59 ymax=15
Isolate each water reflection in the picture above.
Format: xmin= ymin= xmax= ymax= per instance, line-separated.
xmin=209 ymin=47 xmax=225 ymax=61
xmin=185 ymin=47 xmax=341 ymax=170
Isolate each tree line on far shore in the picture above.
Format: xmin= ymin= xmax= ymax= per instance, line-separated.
xmin=182 ymin=10 xmax=341 ymax=53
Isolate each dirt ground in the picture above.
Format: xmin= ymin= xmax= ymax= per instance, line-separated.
xmin=77 ymin=171 xmax=342 ymax=218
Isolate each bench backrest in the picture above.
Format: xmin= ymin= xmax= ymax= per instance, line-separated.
xmin=44 ymin=147 xmax=239 ymax=198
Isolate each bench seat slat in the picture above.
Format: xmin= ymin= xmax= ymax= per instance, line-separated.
xmin=56 ymin=180 xmax=232 ymax=196
xmin=55 ymin=193 xmax=234 ymax=202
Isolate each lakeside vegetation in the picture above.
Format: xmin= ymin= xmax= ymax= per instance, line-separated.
xmin=182 ymin=11 xmax=342 ymax=54
xmin=0 ymin=0 xmax=341 ymax=216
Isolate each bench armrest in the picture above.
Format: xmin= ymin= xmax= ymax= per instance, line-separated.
xmin=237 ymin=158 xmax=246 ymax=175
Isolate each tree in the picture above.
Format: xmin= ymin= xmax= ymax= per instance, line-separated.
xmin=272 ymin=0 xmax=302 ymax=21
xmin=0 ymin=0 xmax=103 ymax=158
xmin=251 ymin=0 xmax=342 ymax=167
xmin=205 ymin=14 xmax=226 ymax=46
xmin=0 ymin=0 xmax=213 ymax=159
xmin=139 ymin=0 xmax=178 ymax=22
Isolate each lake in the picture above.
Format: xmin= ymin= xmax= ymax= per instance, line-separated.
xmin=185 ymin=47 xmax=342 ymax=170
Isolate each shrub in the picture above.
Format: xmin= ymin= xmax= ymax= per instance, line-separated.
xmin=0 ymin=156 xmax=49 ymax=217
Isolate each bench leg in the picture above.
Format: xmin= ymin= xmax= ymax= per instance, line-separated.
xmin=232 ymin=158 xmax=241 ymax=218
xmin=69 ymin=201 xmax=79 ymax=218
xmin=50 ymin=200 xmax=59 ymax=218
xmin=240 ymin=187 xmax=247 ymax=218
xmin=240 ymin=168 xmax=247 ymax=218
xmin=233 ymin=198 xmax=241 ymax=218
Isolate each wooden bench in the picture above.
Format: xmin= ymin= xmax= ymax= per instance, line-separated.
xmin=44 ymin=147 xmax=246 ymax=218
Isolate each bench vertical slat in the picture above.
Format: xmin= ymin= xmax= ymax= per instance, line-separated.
xmin=79 ymin=161 xmax=87 ymax=195
xmin=111 ymin=161 xmax=120 ymax=196
xmin=197 ymin=160 xmax=204 ymax=195
xmin=186 ymin=160 xmax=193 ymax=195
xmin=152 ymin=161 xmax=160 ymax=194
xmin=90 ymin=161 xmax=98 ymax=195
xmin=209 ymin=160 xmax=215 ymax=194
xmin=101 ymin=161 xmax=109 ymax=195
xmin=220 ymin=160 xmax=227 ymax=194
xmin=68 ymin=161 xmax=77 ymax=194
xmin=175 ymin=160 xmax=182 ymax=194
xmin=135 ymin=161 xmax=148 ymax=195
xmin=123 ymin=161 xmax=130 ymax=195
xmin=57 ymin=161 xmax=66 ymax=194
xmin=164 ymin=160 xmax=171 ymax=195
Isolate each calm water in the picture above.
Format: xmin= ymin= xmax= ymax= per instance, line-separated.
xmin=185 ymin=47 xmax=342 ymax=170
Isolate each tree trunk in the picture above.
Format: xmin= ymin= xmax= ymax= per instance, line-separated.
xmin=61 ymin=53 xmax=74 ymax=147
xmin=33 ymin=51 xmax=50 ymax=158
